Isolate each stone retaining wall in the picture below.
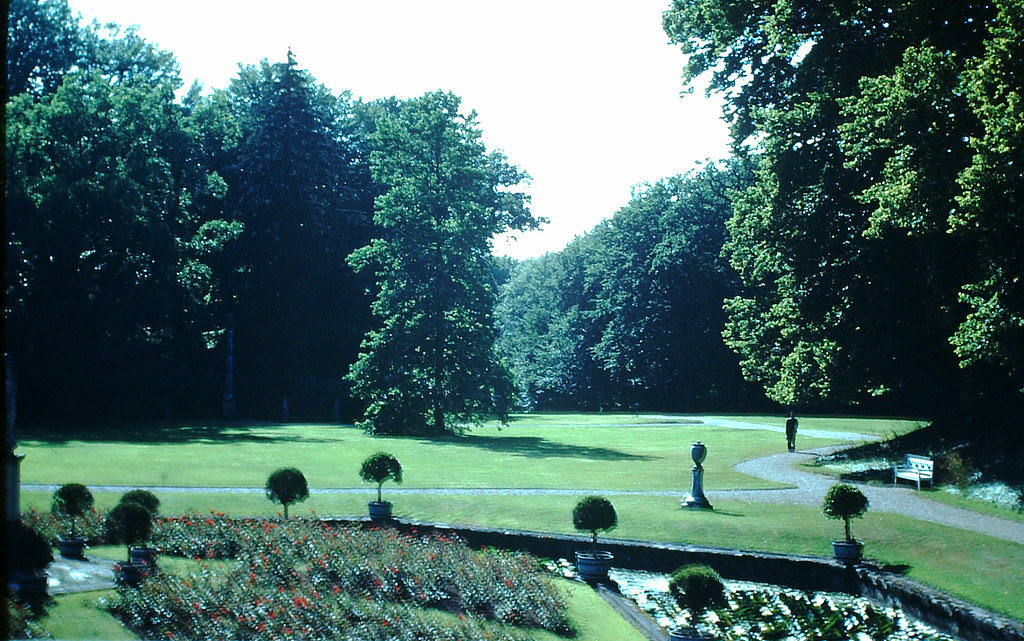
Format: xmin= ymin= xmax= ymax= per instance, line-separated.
xmin=326 ymin=516 xmax=1023 ymax=641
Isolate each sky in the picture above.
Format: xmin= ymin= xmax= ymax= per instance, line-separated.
xmin=67 ymin=0 xmax=732 ymax=259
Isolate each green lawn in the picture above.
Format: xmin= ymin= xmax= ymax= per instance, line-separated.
xmin=37 ymin=591 xmax=137 ymax=640
xmin=17 ymin=416 xmax=859 ymax=491
xmin=18 ymin=414 xmax=1022 ymax=625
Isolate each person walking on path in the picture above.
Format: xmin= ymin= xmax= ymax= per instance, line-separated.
xmin=785 ymin=411 xmax=798 ymax=452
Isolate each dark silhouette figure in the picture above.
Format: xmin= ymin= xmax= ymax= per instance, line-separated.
xmin=785 ymin=411 xmax=798 ymax=452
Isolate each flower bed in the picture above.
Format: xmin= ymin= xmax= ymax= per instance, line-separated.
xmin=607 ymin=567 xmax=955 ymax=641
xmin=110 ymin=516 xmax=571 ymax=640
xmin=21 ymin=507 xmax=107 ymax=545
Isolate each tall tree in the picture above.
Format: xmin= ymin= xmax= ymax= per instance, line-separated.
xmin=664 ymin=0 xmax=997 ymax=415
xmin=949 ymin=0 xmax=1024 ymax=417
xmin=5 ymin=65 xmax=237 ymax=418
xmin=348 ymin=91 xmax=539 ymax=435
xmin=6 ymin=0 xmax=83 ymax=98
xmin=220 ymin=52 xmax=375 ymax=417
xmin=592 ymin=162 xmax=755 ymax=409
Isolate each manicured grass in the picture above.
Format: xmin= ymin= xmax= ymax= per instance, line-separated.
xmin=917 ymin=489 xmax=1024 ymax=524
xmin=24 ymin=490 xmax=1023 ymax=621
xmin=18 ymin=417 xmax=851 ymax=490
xmin=535 ymin=579 xmax=648 ymax=641
xmin=800 ymin=460 xmax=1024 ymax=523
xmin=37 ymin=590 xmax=138 ymax=640
xmin=708 ymin=415 xmax=926 ymax=438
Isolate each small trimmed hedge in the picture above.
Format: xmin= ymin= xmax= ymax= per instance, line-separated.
xmin=668 ymin=564 xmax=726 ymax=613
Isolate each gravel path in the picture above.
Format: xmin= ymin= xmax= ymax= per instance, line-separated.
xmin=723 ymin=446 xmax=1024 ymax=545
xmin=22 ymin=418 xmax=1023 ymax=545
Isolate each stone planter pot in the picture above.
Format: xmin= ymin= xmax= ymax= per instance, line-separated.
xmin=58 ymin=535 xmax=87 ymax=559
xmin=11 ymin=570 xmax=49 ymax=603
xmin=575 ymin=550 xmax=614 ymax=582
xmin=368 ymin=501 xmax=393 ymax=521
xmin=114 ymin=562 xmax=148 ymax=587
xmin=130 ymin=545 xmax=159 ymax=568
xmin=669 ymin=626 xmax=704 ymax=641
xmin=831 ymin=539 xmax=864 ymax=564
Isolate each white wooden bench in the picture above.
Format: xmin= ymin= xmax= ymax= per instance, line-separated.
xmin=892 ymin=454 xmax=934 ymax=490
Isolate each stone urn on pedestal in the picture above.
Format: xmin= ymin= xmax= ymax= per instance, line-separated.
xmin=682 ymin=442 xmax=713 ymax=509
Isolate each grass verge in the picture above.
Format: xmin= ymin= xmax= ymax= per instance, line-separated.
xmin=38 ymin=590 xmax=138 ymax=640
xmin=23 ymin=491 xmax=1023 ymax=622
xmin=16 ymin=418 xmax=856 ymax=490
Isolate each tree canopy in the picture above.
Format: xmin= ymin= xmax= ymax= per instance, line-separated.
xmin=347 ymin=91 xmax=539 ymax=435
xmin=664 ymin=0 xmax=1024 ymax=428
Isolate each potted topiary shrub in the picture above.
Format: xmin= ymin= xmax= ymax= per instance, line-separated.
xmin=119 ymin=489 xmax=160 ymax=567
xmin=52 ymin=483 xmax=94 ymax=559
xmin=822 ymin=483 xmax=869 ymax=564
xmin=8 ymin=522 xmax=53 ymax=606
xmin=360 ymin=452 xmax=402 ymax=520
xmin=105 ymin=501 xmax=154 ymax=586
xmin=265 ymin=467 xmax=310 ymax=519
xmin=667 ymin=564 xmax=726 ymax=640
xmin=572 ymin=495 xmax=617 ymax=582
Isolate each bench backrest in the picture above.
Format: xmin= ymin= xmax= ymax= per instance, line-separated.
xmin=904 ymin=454 xmax=933 ymax=471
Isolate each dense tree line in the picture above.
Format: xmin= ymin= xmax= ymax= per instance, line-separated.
xmin=2 ymin=1 xmax=376 ymax=421
xmin=4 ymin=1 xmax=532 ymax=429
xmin=496 ymin=162 xmax=763 ymax=412
xmin=663 ymin=0 xmax=1024 ymax=432
xmin=7 ymin=0 xmax=1020 ymax=433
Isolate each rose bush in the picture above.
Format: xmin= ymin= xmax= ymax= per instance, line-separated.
xmin=113 ymin=516 xmax=572 ymax=639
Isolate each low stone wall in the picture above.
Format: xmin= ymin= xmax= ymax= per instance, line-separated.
xmin=326 ymin=516 xmax=1023 ymax=641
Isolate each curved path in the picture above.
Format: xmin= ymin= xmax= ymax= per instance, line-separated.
xmin=722 ymin=446 xmax=1024 ymax=545
xmin=21 ymin=418 xmax=1023 ymax=545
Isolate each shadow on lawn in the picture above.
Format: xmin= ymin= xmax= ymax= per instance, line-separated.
xmin=424 ymin=433 xmax=654 ymax=461
xmin=19 ymin=421 xmax=337 ymax=445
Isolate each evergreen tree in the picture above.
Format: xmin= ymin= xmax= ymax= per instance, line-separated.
xmin=221 ymin=51 xmax=375 ymax=417
xmin=348 ymin=91 xmax=539 ymax=435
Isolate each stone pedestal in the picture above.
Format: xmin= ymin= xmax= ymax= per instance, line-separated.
xmin=682 ymin=441 xmax=712 ymax=510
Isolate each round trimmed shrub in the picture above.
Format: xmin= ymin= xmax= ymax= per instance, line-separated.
xmin=105 ymin=501 xmax=153 ymax=560
xmin=359 ymin=452 xmax=403 ymax=503
xmin=265 ymin=467 xmax=309 ymax=518
xmin=572 ymin=496 xmax=617 ymax=553
xmin=822 ymin=483 xmax=869 ymax=542
xmin=669 ymin=564 xmax=726 ymax=613
xmin=119 ymin=489 xmax=160 ymax=516
xmin=51 ymin=483 xmax=94 ymax=537
xmin=9 ymin=523 xmax=53 ymax=574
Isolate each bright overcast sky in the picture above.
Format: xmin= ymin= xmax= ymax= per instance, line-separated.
xmin=67 ymin=0 xmax=731 ymax=259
